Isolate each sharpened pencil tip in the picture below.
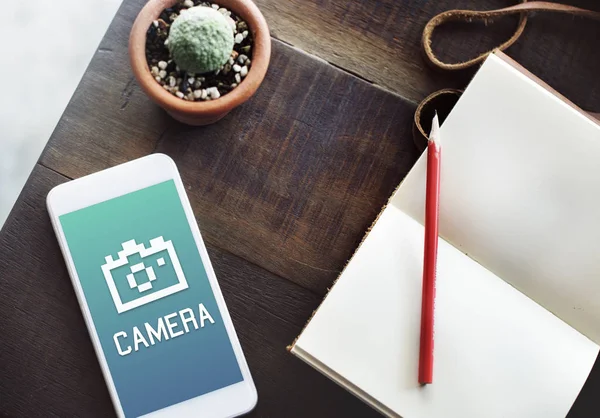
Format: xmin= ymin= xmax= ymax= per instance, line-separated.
xmin=429 ymin=112 xmax=440 ymax=145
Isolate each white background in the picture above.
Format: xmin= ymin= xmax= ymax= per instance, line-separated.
xmin=0 ymin=0 xmax=122 ymax=227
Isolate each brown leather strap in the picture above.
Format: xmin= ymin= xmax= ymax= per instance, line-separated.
xmin=413 ymin=89 xmax=461 ymax=152
xmin=423 ymin=1 xmax=600 ymax=71
xmin=414 ymin=1 xmax=600 ymax=150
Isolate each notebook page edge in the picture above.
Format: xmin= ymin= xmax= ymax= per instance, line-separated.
xmin=290 ymin=345 xmax=401 ymax=418
xmin=494 ymin=51 xmax=600 ymax=128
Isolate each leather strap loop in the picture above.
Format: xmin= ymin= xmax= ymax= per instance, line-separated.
xmin=422 ymin=1 xmax=600 ymax=71
xmin=414 ymin=1 xmax=600 ymax=148
xmin=413 ymin=89 xmax=461 ymax=152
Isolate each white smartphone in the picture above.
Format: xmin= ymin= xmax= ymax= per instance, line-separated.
xmin=47 ymin=154 xmax=257 ymax=418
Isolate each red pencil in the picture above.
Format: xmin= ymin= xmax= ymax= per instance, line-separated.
xmin=419 ymin=113 xmax=441 ymax=385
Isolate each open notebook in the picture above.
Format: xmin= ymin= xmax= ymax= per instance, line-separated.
xmin=290 ymin=52 xmax=600 ymax=418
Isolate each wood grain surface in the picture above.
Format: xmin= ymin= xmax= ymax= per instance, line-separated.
xmin=154 ymin=43 xmax=419 ymax=294
xmin=254 ymin=0 xmax=600 ymax=107
xmin=3 ymin=0 xmax=600 ymax=416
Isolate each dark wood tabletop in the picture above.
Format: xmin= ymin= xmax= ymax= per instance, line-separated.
xmin=2 ymin=0 xmax=600 ymax=416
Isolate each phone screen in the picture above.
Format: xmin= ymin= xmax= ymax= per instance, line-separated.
xmin=59 ymin=180 xmax=243 ymax=417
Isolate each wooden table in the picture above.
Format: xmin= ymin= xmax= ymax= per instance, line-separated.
xmin=2 ymin=0 xmax=600 ymax=416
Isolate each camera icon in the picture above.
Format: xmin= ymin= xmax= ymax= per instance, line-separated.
xmin=101 ymin=236 xmax=188 ymax=314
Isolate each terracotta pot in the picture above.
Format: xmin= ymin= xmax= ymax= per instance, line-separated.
xmin=130 ymin=0 xmax=271 ymax=125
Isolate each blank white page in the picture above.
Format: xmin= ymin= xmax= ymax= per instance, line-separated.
xmin=293 ymin=206 xmax=597 ymax=418
xmin=396 ymin=54 xmax=600 ymax=344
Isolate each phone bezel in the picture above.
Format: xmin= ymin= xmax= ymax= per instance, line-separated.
xmin=46 ymin=154 xmax=257 ymax=418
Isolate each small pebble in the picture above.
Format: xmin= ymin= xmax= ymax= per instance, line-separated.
xmin=155 ymin=76 xmax=162 ymax=82
xmin=193 ymin=89 xmax=203 ymax=99
xmin=211 ymin=3 xmax=219 ymax=9
xmin=151 ymin=66 xmax=160 ymax=76
xmin=159 ymin=70 xmax=167 ymax=79
xmin=231 ymin=83 xmax=238 ymax=88
xmin=193 ymin=79 xmax=203 ymax=89
xmin=176 ymin=91 xmax=185 ymax=99
xmin=186 ymin=92 xmax=195 ymax=101
xmin=228 ymin=57 xmax=235 ymax=65
xmin=218 ymin=7 xmax=228 ymax=14
xmin=183 ymin=0 xmax=194 ymax=7
xmin=163 ymin=85 xmax=170 ymax=91
xmin=231 ymin=50 xmax=239 ymax=60
xmin=233 ymin=64 xmax=241 ymax=73
xmin=188 ymin=77 xmax=195 ymax=84
xmin=240 ymin=66 xmax=248 ymax=77
xmin=153 ymin=20 xmax=159 ymax=27
xmin=238 ymin=54 xmax=247 ymax=64
xmin=235 ymin=73 xmax=241 ymax=84
xmin=246 ymin=59 xmax=251 ymax=66
xmin=176 ymin=65 xmax=180 ymax=72
xmin=209 ymin=87 xmax=221 ymax=99
xmin=168 ymin=76 xmax=177 ymax=87
xmin=234 ymin=33 xmax=244 ymax=44
xmin=242 ymin=30 xmax=249 ymax=39
xmin=201 ymin=89 xmax=208 ymax=99
xmin=158 ymin=61 xmax=168 ymax=70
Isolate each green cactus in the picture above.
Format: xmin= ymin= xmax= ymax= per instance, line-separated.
xmin=167 ymin=6 xmax=234 ymax=74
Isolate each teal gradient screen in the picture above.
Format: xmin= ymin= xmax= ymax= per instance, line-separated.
xmin=59 ymin=180 xmax=243 ymax=417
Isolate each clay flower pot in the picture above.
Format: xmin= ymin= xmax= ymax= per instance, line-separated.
xmin=130 ymin=0 xmax=271 ymax=125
